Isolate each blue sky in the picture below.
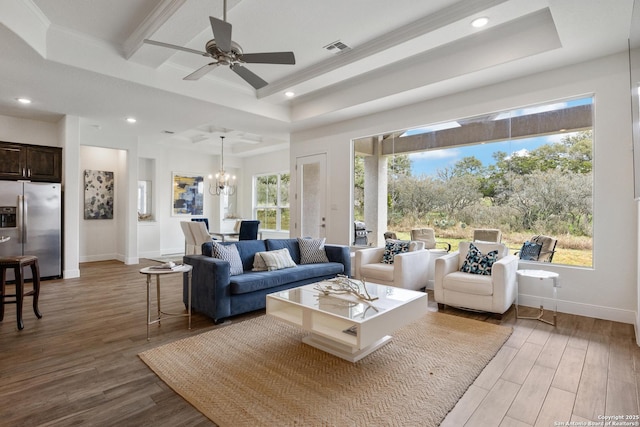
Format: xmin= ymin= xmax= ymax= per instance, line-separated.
xmin=405 ymin=96 xmax=592 ymax=177
xmin=408 ymin=136 xmax=555 ymax=177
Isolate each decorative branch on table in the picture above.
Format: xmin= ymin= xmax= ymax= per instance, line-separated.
xmin=314 ymin=275 xmax=379 ymax=301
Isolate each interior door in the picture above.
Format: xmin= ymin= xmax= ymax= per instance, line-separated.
xmin=295 ymin=154 xmax=327 ymax=239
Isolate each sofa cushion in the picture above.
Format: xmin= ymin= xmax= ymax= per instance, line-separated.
xmin=460 ymin=242 xmax=498 ymax=275
xmin=211 ymin=241 xmax=243 ymax=276
xmin=229 ymin=263 xmax=345 ymax=294
xmin=265 ymin=239 xmax=301 ymax=264
xmin=298 ymin=237 xmax=329 ymax=264
xmin=260 ymin=248 xmax=297 ymax=271
xmin=381 ymin=239 xmax=410 ymax=264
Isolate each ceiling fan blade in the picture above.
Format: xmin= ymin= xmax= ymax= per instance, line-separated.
xmin=209 ymin=16 xmax=232 ymax=52
xmin=241 ymin=52 xmax=296 ymax=65
xmin=230 ymin=64 xmax=268 ymax=89
xmin=183 ymin=63 xmax=220 ymax=80
xmin=143 ymin=39 xmax=208 ymax=56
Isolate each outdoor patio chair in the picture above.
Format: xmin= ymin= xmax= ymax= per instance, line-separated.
xmin=473 ymin=228 xmax=502 ymax=243
xmin=410 ymin=228 xmax=451 ymax=252
xmin=515 ymin=235 xmax=557 ymax=262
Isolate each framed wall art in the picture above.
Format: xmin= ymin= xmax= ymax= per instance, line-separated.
xmin=172 ymin=172 xmax=204 ymax=216
xmin=84 ymin=169 xmax=115 ymax=219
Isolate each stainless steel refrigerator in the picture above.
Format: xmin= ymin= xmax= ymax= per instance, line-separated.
xmin=0 ymin=181 xmax=62 ymax=280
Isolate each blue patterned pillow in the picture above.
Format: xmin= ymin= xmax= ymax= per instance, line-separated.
xmin=381 ymin=240 xmax=410 ymax=264
xmin=460 ymin=243 xmax=498 ymax=275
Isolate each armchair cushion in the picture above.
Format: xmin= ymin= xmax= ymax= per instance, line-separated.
xmin=460 ymin=242 xmax=498 ymax=275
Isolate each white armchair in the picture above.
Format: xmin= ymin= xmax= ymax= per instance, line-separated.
xmin=434 ymin=241 xmax=518 ymax=315
xmin=354 ymin=241 xmax=429 ymax=291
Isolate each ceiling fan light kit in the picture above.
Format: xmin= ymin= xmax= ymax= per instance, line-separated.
xmin=143 ymin=1 xmax=295 ymax=89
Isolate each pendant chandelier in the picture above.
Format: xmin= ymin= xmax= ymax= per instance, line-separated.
xmin=208 ymin=136 xmax=236 ymax=196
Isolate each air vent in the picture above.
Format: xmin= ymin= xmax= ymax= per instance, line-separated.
xmin=323 ymin=40 xmax=351 ymax=54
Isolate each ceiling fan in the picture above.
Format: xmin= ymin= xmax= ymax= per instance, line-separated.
xmin=143 ymin=0 xmax=295 ymax=90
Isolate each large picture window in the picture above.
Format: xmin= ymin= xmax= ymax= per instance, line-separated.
xmin=254 ymin=172 xmax=290 ymax=231
xmin=353 ymin=96 xmax=594 ymax=267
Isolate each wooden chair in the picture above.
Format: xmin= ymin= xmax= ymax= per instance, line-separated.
xmin=0 ymin=255 xmax=42 ymax=330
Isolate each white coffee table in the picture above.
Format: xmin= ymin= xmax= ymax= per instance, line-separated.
xmin=267 ymin=281 xmax=428 ymax=362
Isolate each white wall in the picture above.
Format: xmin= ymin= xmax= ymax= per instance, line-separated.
xmin=291 ymin=52 xmax=637 ymax=325
xmin=0 ymin=115 xmax=60 ymax=147
xmin=78 ymin=146 xmax=124 ymax=262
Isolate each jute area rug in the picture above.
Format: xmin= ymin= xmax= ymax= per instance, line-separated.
xmin=139 ymin=312 xmax=511 ymax=427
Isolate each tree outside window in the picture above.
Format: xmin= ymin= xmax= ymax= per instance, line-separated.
xmin=255 ymin=173 xmax=289 ymax=231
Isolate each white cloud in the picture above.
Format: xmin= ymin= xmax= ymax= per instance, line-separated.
xmin=410 ymin=149 xmax=460 ymax=160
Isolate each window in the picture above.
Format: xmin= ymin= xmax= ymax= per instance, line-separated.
xmin=354 ymin=96 xmax=593 ymax=267
xmin=254 ymin=172 xmax=290 ymax=231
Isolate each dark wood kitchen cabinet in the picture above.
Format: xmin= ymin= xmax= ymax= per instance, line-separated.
xmin=0 ymin=142 xmax=62 ymax=183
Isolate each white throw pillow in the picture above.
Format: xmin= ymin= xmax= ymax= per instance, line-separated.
xmin=259 ymin=248 xmax=296 ymax=271
xmin=252 ymin=252 xmax=269 ymax=271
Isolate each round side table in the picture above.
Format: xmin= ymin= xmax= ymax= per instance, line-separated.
xmin=140 ymin=264 xmax=193 ymax=340
xmin=515 ymin=269 xmax=559 ymax=326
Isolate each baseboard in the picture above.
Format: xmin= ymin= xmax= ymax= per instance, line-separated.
xmin=79 ymin=254 xmax=118 ymax=263
xmin=63 ymin=268 xmax=80 ymax=279
xmin=518 ymin=293 xmax=636 ymax=325
xmin=139 ymin=250 xmax=162 ymax=259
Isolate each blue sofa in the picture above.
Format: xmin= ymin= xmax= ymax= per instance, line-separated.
xmin=183 ymin=238 xmax=351 ymax=324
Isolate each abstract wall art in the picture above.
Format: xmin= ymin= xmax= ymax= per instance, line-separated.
xmin=172 ymin=172 xmax=204 ymax=216
xmin=84 ymin=169 xmax=115 ymax=219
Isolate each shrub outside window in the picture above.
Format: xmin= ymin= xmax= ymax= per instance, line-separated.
xmin=254 ymin=173 xmax=290 ymax=231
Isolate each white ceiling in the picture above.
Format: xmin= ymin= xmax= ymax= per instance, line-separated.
xmin=0 ymin=0 xmax=635 ymax=157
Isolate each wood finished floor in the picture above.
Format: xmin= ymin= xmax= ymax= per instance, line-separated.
xmin=0 ymin=260 xmax=637 ymax=426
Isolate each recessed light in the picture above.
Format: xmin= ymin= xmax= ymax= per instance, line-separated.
xmin=285 ymin=91 xmax=295 ymax=98
xmin=16 ymin=97 xmax=32 ymax=104
xmin=471 ymin=17 xmax=489 ymax=28
xmin=126 ymin=117 xmax=137 ymax=123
